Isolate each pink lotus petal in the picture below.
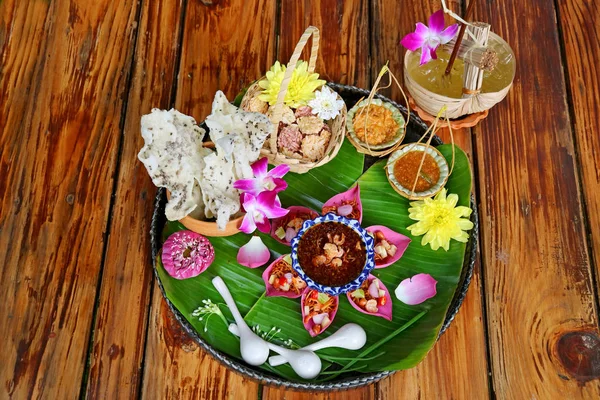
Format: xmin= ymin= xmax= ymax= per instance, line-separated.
xmin=237 ymin=236 xmax=270 ymax=268
xmin=263 ymin=255 xmax=307 ymax=298
xmin=251 ymin=157 xmax=269 ymax=178
xmin=270 ymin=206 xmax=319 ymax=245
xmin=366 ymin=225 xmax=411 ymax=269
xmin=428 ymin=10 xmax=445 ymax=34
xmin=301 ymin=290 xmax=338 ymax=337
xmin=400 ymin=31 xmax=425 ymax=52
xmin=162 ymin=231 xmax=215 ymax=280
xmin=347 ymin=275 xmax=392 ymax=321
xmin=322 ymin=185 xmax=363 ymax=223
xmin=395 ymin=273 xmax=437 ymax=305
xmin=439 ymin=23 xmax=459 ymax=43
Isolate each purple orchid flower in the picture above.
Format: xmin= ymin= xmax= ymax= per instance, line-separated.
xmin=234 ymin=158 xmax=290 ymax=196
xmin=239 ymin=191 xmax=289 ymax=234
xmin=400 ymin=10 xmax=459 ymax=65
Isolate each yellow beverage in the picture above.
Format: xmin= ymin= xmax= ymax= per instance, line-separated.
xmin=406 ymin=38 xmax=516 ymax=98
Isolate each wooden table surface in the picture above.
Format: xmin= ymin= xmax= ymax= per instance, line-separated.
xmin=1 ymin=0 xmax=599 ymax=398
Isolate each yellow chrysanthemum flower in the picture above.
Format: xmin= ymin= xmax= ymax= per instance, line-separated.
xmin=407 ymin=189 xmax=473 ymax=251
xmin=258 ymin=61 xmax=326 ymax=108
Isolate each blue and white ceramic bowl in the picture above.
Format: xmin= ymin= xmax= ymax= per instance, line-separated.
xmin=290 ymin=213 xmax=375 ymax=296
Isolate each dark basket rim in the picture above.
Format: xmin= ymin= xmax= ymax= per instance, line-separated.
xmin=149 ymin=83 xmax=479 ymax=391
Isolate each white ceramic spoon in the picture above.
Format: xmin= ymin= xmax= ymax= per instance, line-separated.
xmin=212 ymin=277 xmax=269 ymax=366
xmin=228 ymin=324 xmax=322 ymax=379
xmin=268 ymin=323 xmax=367 ymax=366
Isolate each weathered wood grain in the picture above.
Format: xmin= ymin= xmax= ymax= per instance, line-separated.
xmin=557 ymin=0 xmax=600 ymax=325
xmin=278 ymin=0 xmax=370 ymax=87
xmin=473 ymin=0 xmax=600 ymax=397
xmin=0 ymin=0 xmax=139 ymax=398
xmin=83 ymin=1 xmax=184 ymax=398
xmin=371 ymin=0 xmax=490 ymax=397
xmin=262 ymin=2 xmax=373 ymax=398
xmin=141 ymin=0 xmax=275 ymax=398
xmin=141 ymin=292 xmax=259 ymax=399
xmin=175 ymin=0 xmax=277 ymax=120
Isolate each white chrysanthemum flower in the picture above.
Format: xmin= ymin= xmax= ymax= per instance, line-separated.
xmin=308 ymin=86 xmax=344 ymax=121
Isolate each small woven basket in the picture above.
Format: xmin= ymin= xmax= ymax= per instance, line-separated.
xmin=241 ymin=26 xmax=346 ymax=174
xmin=404 ymin=32 xmax=514 ymax=119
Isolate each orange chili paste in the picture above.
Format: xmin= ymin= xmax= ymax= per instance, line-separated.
xmin=393 ymin=151 xmax=440 ymax=192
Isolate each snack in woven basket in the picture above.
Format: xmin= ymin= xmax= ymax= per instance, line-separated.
xmin=241 ymin=26 xmax=347 ymax=173
xmin=347 ymin=98 xmax=405 ymax=150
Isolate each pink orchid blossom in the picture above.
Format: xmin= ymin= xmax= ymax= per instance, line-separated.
xmin=239 ymin=191 xmax=289 ymax=234
xmin=237 ymin=236 xmax=271 ymax=268
xmin=400 ymin=10 xmax=459 ymax=65
xmin=234 ymin=158 xmax=290 ymax=196
xmin=395 ymin=273 xmax=437 ymax=305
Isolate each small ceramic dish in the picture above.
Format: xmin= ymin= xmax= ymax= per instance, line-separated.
xmin=346 ymin=98 xmax=406 ymax=150
xmin=290 ymin=213 xmax=375 ymax=296
xmin=386 ymin=143 xmax=450 ymax=200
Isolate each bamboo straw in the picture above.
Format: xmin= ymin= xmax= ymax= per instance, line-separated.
xmin=445 ymin=0 xmax=476 ymax=75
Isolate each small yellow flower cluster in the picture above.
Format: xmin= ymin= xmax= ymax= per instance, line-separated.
xmin=407 ymin=189 xmax=473 ymax=251
xmin=258 ymin=61 xmax=325 ymax=108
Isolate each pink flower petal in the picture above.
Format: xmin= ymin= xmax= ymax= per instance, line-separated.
xmin=366 ymin=225 xmax=411 ymax=269
xmin=255 ymin=218 xmax=272 ymax=234
xmin=162 ymin=230 xmax=215 ymax=279
xmin=262 ymin=255 xmax=307 ymax=298
xmin=239 ymin=213 xmax=257 ymax=234
xmin=322 ymin=185 xmax=363 ymax=223
xmin=419 ymin=44 xmax=434 ymax=65
xmin=301 ymin=290 xmax=338 ymax=337
xmin=400 ymin=31 xmax=425 ymax=51
xmin=251 ymin=157 xmax=269 ymax=178
xmin=428 ymin=10 xmax=445 ymax=34
xmin=270 ymin=206 xmax=319 ymax=245
xmin=271 ymin=177 xmax=288 ymax=193
xmin=268 ymin=164 xmax=290 ymax=179
xmin=233 ymin=178 xmax=262 ymax=195
xmin=237 ymin=236 xmax=270 ymax=268
xmin=439 ymin=23 xmax=459 ymax=43
xmin=347 ymin=275 xmax=392 ymax=321
xmin=395 ymin=273 xmax=437 ymax=305
xmin=256 ymin=191 xmax=289 ymax=219
xmin=414 ymin=22 xmax=429 ymax=37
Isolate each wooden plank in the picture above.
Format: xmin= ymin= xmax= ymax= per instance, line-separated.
xmin=83 ymin=1 xmax=184 ymax=398
xmin=472 ymin=0 xmax=600 ymax=397
xmin=262 ymin=2 xmax=373 ymax=398
xmin=0 ymin=0 xmax=139 ymax=398
xmin=278 ymin=0 xmax=370 ymax=87
xmin=141 ymin=1 xmax=276 ymax=398
xmin=557 ymin=0 xmax=600 ymax=319
xmin=371 ymin=0 xmax=490 ymax=397
xmin=141 ymin=292 xmax=259 ymax=399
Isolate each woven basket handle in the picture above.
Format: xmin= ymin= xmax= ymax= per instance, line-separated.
xmin=269 ymin=26 xmax=320 ymax=152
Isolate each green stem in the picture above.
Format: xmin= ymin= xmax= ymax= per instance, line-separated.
xmin=320 ymin=351 xmax=385 ymax=363
xmin=322 ymin=310 xmax=427 ymax=380
xmin=317 ymin=365 xmax=367 ymax=375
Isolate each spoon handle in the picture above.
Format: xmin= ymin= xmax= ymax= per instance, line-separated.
xmin=212 ymin=277 xmax=249 ymax=331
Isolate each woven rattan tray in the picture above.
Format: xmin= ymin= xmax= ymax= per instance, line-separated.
xmin=150 ymin=83 xmax=479 ymax=391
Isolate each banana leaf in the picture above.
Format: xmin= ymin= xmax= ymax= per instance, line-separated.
xmin=156 ymin=142 xmax=472 ymax=381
